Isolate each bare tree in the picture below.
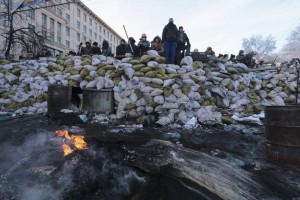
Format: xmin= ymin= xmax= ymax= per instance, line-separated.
xmin=280 ymin=25 xmax=300 ymax=61
xmin=0 ymin=0 xmax=45 ymax=58
xmin=241 ymin=34 xmax=277 ymax=56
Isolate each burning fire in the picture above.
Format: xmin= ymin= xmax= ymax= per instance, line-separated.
xmin=55 ymin=130 xmax=88 ymax=156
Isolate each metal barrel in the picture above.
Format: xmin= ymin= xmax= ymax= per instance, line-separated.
xmin=82 ymin=88 xmax=114 ymax=114
xmin=264 ymin=106 xmax=300 ymax=165
xmin=47 ymin=85 xmax=72 ymax=113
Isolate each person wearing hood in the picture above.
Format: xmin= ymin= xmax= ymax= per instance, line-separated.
xmin=162 ymin=18 xmax=179 ymax=64
xmin=115 ymin=39 xmax=127 ymax=59
xmin=151 ymin=35 xmax=163 ymax=56
xmin=205 ymin=46 xmax=215 ymax=57
xmin=102 ymin=40 xmax=112 ymax=57
xmin=92 ymin=42 xmax=101 ymax=55
xmin=175 ymin=26 xmax=191 ymax=64
xmin=236 ymin=50 xmax=246 ymax=64
xmin=137 ymin=33 xmax=150 ymax=57
xmin=126 ymin=37 xmax=139 ymax=57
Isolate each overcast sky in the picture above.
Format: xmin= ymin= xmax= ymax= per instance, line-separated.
xmin=84 ymin=0 xmax=300 ymax=55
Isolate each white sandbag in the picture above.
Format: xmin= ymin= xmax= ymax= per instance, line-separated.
xmin=79 ymin=80 xmax=88 ymax=88
xmin=136 ymin=106 xmax=146 ymax=115
xmin=124 ymin=67 xmax=135 ymax=79
xmin=171 ymin=83 xmax=181 ymax=89
xmin=85 ymin=65 xmax=97 ymax=71
xmin=182 ymin=65 xmax=193 ymax=72
xmin=140 ymin=86 xmax=153 ymax=93
xmin=86 ymin=80 xmax=97 ymax=88
xmin=145 ymin=106 xmax=154 ymax=114
xmin=210 ymin=87 xmax=226 ymax=97
xmin=180 ymin=56 xmax=193 ymax=65
xmin=162 ymin=102 xmax=178 ymax=109
xmin=89 ymin=71 xmax=99 ymax=78
xmin=0 ymin=78 xmax=7 ymax=85
xmin=138 ymin=77 xmax=151 ymax=83
xmin=122 ymin=57 xmax=132 ymax=63
xmin=178 ymin=110 xmax=188 ymax=124
xmin=104 ymin=78 xmax=114 ymax=88
xmin=96 ymin=77 xmax=105 ymax=90
xmin=147 ymin=50 xmax=159 ymax=58
xmin=272 ymin=96 xmax=285 ymax=106
xmin=92 ymin=58 xmax=101 ymax=66
xmin=185 ymin=101 xmax=201 ymax=110
xmin=119 ymin=63 xmax=132 ymax=68
xmin=163 ymin=79 xmax=175 ymax=87
xmin=129 ymin=92 xmax=138 ymax=103
xmin=165 ymin=94 xmax=177 ymax=103
xmin=154 ymin=105 xmax=164 ymax=113
xmin=136 ymin=98 xmax=147 ymax=107
xmin=173 ymin=88 xmax=183 ymax=98
xmin=188 ymin=91 xmax=201 ymax=101
xmin=182 ymin=79 xmax=196 ymax=86
xmin=169 ymin=109 xmax=180 ymax=114
xmin=176 ymin=95 xmax=189 ymax=105
xmin=5 ymin=72 xmax=18 ymax=82
xmin=151 ymin=78 xmax=163 ymax=85
xmin=130 ymin=77 xmax=140 ymax=85
xmin=156 ymin=113 xmax=174 ymax=126
xmin=177 ymin=68 xmax=187 ymax=74
xmin=69 ymin=74 xmax=82 ymax=82
xmin=143 ymin=93 xmax=153 ymax=103
xmin=216 ymin=62 xmax=226 ymax=71
xmin=154 ymin=95 xmax=165 ymax=104
xmin=147 ymin=61 xmax=159 ymax=68
xmin=150 ymin=88 xmax=163 ymax=96
xmin=165 ymin=67 xmax=177 ymax=74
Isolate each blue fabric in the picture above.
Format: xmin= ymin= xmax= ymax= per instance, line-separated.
xmin=164 ymin=41 xmax=177 ymax=62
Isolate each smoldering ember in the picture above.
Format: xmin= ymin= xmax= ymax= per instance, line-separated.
xmin=0 ymin=52 xmax=300 ymax=200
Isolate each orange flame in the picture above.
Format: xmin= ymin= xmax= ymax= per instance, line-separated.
xmin=55 ymin=130 xmax=88 ymax=156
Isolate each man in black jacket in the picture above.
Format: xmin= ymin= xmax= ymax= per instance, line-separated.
xmin=92 ymin=42 xmax=101 ymax=55
xmin=175 ymin=26 xmax=191 ymax=64
xmin=115 ymin=39 xmax=127 ymax=59
xmin=162 ymin=18 xmax=178 ymax=64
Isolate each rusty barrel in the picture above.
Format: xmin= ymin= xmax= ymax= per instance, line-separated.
xmin=265 ymin=106 xmax=300 ymax=165
xmin=47 ymin=85 xmax=72 ymax=113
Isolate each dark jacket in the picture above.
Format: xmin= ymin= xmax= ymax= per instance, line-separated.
xmin=236 ymin=53 xmax=246 ymax=64
xmin=92 ymin=46 xmax=101 ymax=55
xmin=102 ymin=40 xmax=112 ymax=56
xmin=116 ymin=44 xmax=127 ymax=56
xmin=126 ymin=37 xmax=139 ymax=57
xmin=177 ymin=31 xmax=190 ymax=47
xmin=162 ymin=22 xmax=179 ymax=42
xmin=80 ymin=47 xmax=93 ymax=55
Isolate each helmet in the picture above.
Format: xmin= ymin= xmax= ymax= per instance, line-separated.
xmin=141 ymin=33 xmax=147 ymax=38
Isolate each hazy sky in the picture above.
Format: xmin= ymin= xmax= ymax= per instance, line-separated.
xmin=84 ymin=0 xmax=300 ymax=55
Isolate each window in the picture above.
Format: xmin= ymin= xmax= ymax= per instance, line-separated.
xmin=57 ymin=22 xmax=62 ymax=35
xmin=83 ymin=36 xmax=86 ymax=42
xmin=42 ymin=30 xmax=47 ymax=39
xmin=94 ymin=33 xmax=97 ymax=39
xmin=3 ymin=14 xmax=9 ymax=27
xmin=50 ymin=33 xmax=54 ymax=42
xmin=99 ymin=26 xmax=102 ymax=33
xmin=56 ymin=8 xmax=62 ymax=17
xmin=89 ymin=18 xmax=92 ymax=26
xmin=77 ymin=33 xmax=80 ymax=42
xmin=28 ymin=41 xmax=36 ymax=53
xmin=89 ymin=29 xmax=92 ymax=37
xmin=64 ymin=3 xmax=70 ymax=10
xmin=77 ymin=8 xmax=81 ymax=18
xmin=57 ymin=36 xmax=61 ymax=44
xmin=103 ymin=29 xmax=105 ymax=35
xmin=95 ymin=22 xmax=97 ymax=29
xmin=50 ymin=18 xmax=54 ymax=30
xmin=28 ymin=24 xmax=35 ymax=34
xmin=66 ymin=27 xmax=70 ymax=36
xmin=66 ymin=14 xmax=70 ymax=24
xmin=66 ymin=40 xmax=70 ymax=48
xmin=42 ymin=13 xmax=47 ymax=27
xmin=83 ymin=25 xmax=86 ymax=33
xmin=84 ymin=14 xmax=87 ymax=22
xmin=28 ymin=10 xmax=35 ymax=19
xmin=77 ymin=21 xmax=80 ymax=30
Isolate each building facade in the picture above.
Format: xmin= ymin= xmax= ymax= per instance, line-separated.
xmin=0 ymin=0 xmax=123 ymax=58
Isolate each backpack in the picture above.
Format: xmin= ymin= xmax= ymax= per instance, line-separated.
xmin=165 ymin=25 xmax=177 ymax=41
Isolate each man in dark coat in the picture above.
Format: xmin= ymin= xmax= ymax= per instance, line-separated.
xmin=102 ymin=40 xmax=112 ymax=57
xmin=92 ymin=42 xmax=101 ymax=55
xmin=115 ymin=39 xmax=127 ymax=59
xmin=80 ymin=41 xmax=93 ymax=55
xmin=175 ymin=26 xmax=191 ymax=64
xmin=162 ymin=18 xmax=179 ymax=64
xmin=126 ymin=37 xmax=139 ymax=57
xmin=236 ymin=50 xmax=246 ymax=64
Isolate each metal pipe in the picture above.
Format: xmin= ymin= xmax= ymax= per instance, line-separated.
xmin=123 ymin=25 xmax=134 ymax=56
